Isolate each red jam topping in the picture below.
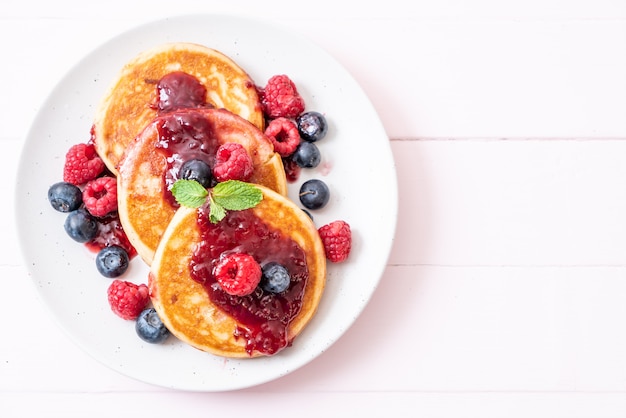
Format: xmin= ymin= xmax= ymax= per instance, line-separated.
xmin=189 ymin=207 xmax=309 ymax=356
xmin=154 ymin=71 xmax=212 ymax=114
xmin=281 ymin=156 xmax=301 ymax=183
xmin=85 ymin=213 xmax=137 ymax=259
xmin=154 ymin=111 xmax=221 ymax=207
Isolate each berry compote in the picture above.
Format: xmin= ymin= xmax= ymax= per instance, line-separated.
xmin=154 ymin=111 xmax=221 ymax=207
xmin=154 ymin=71 xmax=212 ymax=114
xmin=84 ymin=213 xmax=137 ymax=259
xmin=150 ymin=71 xmax=221 ymax=206
xmin=189 ymin=207 xmax=309 ymax=356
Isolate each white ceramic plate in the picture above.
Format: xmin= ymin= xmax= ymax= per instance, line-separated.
xmin=16 ymin=14 xmax=397 ymax=391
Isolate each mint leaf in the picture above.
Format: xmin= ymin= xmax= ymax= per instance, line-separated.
xmin=170 ymin=179 xmax=208 ymax=208
xmin=212 ymin=180 xmax=263 ymax=211
xmin=208 ymin=194 xmax=227 ymax=223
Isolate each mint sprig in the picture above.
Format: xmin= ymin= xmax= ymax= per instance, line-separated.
xmin=171 ymin=179 xmax=263 ymax=223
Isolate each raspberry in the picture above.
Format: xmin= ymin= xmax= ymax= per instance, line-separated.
xmin=264 ymin=117 xmax=300 ymax=157
xmin=213 ymin=253 xmax=262 ymax=296
xmin=63 ymin=143 xmax=105 ymax=185
xmin=213 ymin=142 xmax=254 ymax=182
xmin=318 ymin=220 xmax=352 ymax=263
xmin=260 ymin=74 xmax=305 ymax=118
xmin=107 ymin=280 xmax=150 ymax=320
xmin=83 ymin=176 xmax=118 ymax=217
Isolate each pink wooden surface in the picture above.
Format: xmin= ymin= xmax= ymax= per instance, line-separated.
xmin=3 ymin=1 xmax=626 ymax=416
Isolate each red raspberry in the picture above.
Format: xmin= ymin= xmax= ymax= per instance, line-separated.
xmin=107 ymin=280 xmax=150 ymax=320
xmin=260 ymin=74 xmax=305 ymax=118
xmin=318 ymin=220 xmax=352 ymax=263
xmin=264 ymin=117 xmax=300 ymax=157
xmin=213 ymin=142 xmax=254 ymax=182
xmin=213 ymin=253 xmax=262 ymax=296
xmin=63 ymin=143 xmax=105 ymax=185
xmin=83 ymin=176 xmax=118 ymax=217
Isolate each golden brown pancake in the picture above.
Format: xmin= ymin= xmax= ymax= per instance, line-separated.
xmin=149 ymin=185 xmax=326 ymax=357
xmin=93 ymin=42 xmax=264 ymax=175
xmin=117 ymin=107 xmax=286 ymax=265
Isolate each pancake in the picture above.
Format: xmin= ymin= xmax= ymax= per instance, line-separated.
xmin=117 ymin=107 xmax=286 ymax=265
xmin=149 ymin=185 xmax=326 ymax=357
xmin=93 ymin=42 xmax=264 ymax=175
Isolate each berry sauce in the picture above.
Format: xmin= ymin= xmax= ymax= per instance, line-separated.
xmin=189 ymin=208 xmax=309 ymax=356
xmin=154 ymin=111 xmax=221 ymax=207
xmin=282 ymin=156 xmax=301 ymax=183
xmin=154 ymin=71 xmax=212 ymax=114
xmin=85 ymin=213 xmax=137 ymax=259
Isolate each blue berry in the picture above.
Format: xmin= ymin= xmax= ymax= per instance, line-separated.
xmin=292 ymin=141 xmax=321 ymax=168
xmin=95 ymin=245 xmax=129 ymax=278
xmin=261 ymin=262 xmax=291 ymax=293
xmin=299 ymin=179 xmax=330 ymax=210
xmin=64 ymin=209 xmax=98 ymax=243
xmin=296 ymin=111 xmax=328 ymax=142
xmin=179 ymin=159 xmax=213 ymax=188
xmin=136 ymin=308 xmax=170 ymax=344
xmin=48 ymin=182 xmax=82 ymax=212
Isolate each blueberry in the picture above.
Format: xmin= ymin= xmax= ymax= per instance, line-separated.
xmin=261 ymin=262 xmax=291 ymax=293
xmin=179 ymin=159 xmax=213 ymax=188
xmin=296 ymin=111 xmax=328 ymax=142
xmin=95 ymin=245 xmax=129 ymax=278
xmin=64 ymin=209 xmax=98 ymax=243
xmin=299 ymin=179 xmax=330 ymax=210
xmin=292 ymin=141 xmax=321 ymax=168
xmin=48 ymin=182 xmax=82 ymax=212
xmin=136 ymin=308 xmax=170 ymax=344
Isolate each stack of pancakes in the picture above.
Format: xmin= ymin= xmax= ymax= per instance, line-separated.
xmin=93 ymin=42 xmax=326 ymax=357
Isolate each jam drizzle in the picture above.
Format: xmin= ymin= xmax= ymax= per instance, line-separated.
xmin=154 ymin=111 xmax=221 ymax=207
xmin=84 ymin=213 xmax=137 ymax=259
xmin=153 ymin=71 xmax=213 ymax=114
xmin=189 ymin=207 xmax=309 ymax=356
xmin=149 ymin=72 xmax=225 ymax=207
